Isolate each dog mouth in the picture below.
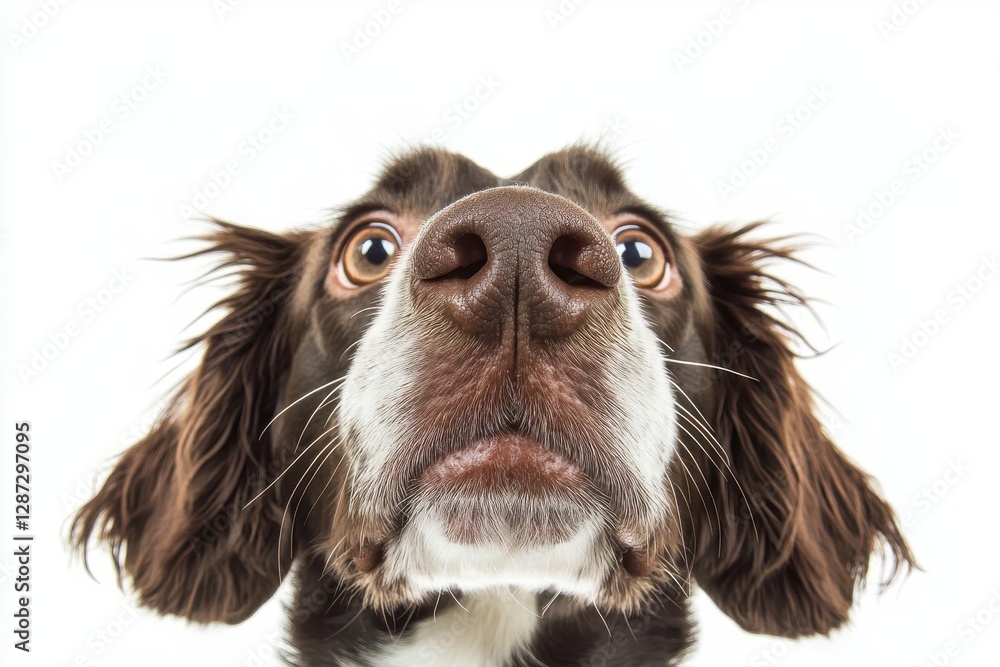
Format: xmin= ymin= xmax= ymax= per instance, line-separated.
xmin=413 ymin=433 xmax=595 ymax=545
xmin=348 ymin=432 xmax=603 ymax=574
xmin=347 ymin=429 xmax=660 ymax=582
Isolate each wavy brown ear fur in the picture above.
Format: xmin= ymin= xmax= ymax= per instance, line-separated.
xmin=683 ymin=222 xmax=914 ymax=637
xmin=71 ymin=221 xmax=314 ymax=623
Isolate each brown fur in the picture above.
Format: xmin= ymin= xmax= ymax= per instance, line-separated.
xmin=71 ymin=222 xmax=314 ymax=623
xmin=679 ymin=222 xmax=914 ymax=636
xmin=69 ymin=147 xmax=914 ymax=665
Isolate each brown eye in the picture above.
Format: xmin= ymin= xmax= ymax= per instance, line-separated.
xmin=341 ymin=223 xmax=401 ymax=286
xmin=613 ymin=225 xmax=669 ymax=289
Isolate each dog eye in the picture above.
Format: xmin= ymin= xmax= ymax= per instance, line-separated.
xmin=613 ymin=225 xmax=669 ymax=288
xmin=341 ymin=223 xmax=402 ymax=286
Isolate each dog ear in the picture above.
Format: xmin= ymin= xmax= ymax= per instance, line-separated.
xmin=71 ymin=222 xmax=314 ymax=623
xmin=680 ymin=223 xmax=914 ymax=637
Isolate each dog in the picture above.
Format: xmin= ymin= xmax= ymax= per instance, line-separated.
xmin=72 ymin=146 xmax=913 ymax=666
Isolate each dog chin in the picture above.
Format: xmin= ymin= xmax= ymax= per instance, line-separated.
xmin=382 ymin=503 xmax=615 ymax=599
xmin=348 ymin=434 xmax=624 ymax=601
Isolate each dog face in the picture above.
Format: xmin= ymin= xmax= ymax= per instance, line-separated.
xmin=323 ymin=153 xmax=694 ymax=610
xmin=72 ymin=147 xmax=912 ymax=649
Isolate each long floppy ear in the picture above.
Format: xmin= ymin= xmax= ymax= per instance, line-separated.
xmin=71 ymin=222 xmax=314 ymax=623
xmin=681 ymin=223 xmax=914 ymax=637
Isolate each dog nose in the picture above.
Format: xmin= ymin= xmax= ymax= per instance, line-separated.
xmin=409 ymin=186 xmax=621 ymax=340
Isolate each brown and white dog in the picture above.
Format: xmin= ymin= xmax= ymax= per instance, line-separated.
xmin=72 ymin=146 xmax=913 ymax=666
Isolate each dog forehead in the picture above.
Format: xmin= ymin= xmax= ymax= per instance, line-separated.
xmin=362 ymin=148 xmax=503 ymax=216
xmin=510 ymin=146 xmax=640 ymax=216
xmin=353 ymin=146 xmax=642 ymax=220
xmin=511 ymin=146 xmax=626 ymax=190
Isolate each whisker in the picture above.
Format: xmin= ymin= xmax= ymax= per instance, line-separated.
xmin=674 ymin=400 xmax=727 ymax=464
xmin=265 ymin=423 xmax=342 ymax=582
xmin=242 ymin=424 xmax=338 ymax=510
xmin=329 ymin=607 xmax=366 ymax=638
xmin=591 ymin=601 xmax=612 ymax=638
xmin=663 ymin=356 xmax=758 ymax=381
xmin=670 ymin=383 xmax=721 ymax=449
xmin=666 ymin=480 xmax=690 ymax=571
xmin=669 ymin=441 xmax=717 ymax=539
xmin=392 ymin=605 xmax=418 ymax=643
xmin=294 ymin=384 xmax=342 ymax=453
xmin=662 ymin=351 xmax=761 ymax=545
xmin=322 ymin=389 xmax=348 ymax=429
xmin=541 ymin=590 xmax=560 ymax=617
xmin=288 ymin=436 xmax=344 ymax=553
xmin=621 ymin=611 xmax=637 ymax=643
xmin=339 ymin=338 xmax=365 ymax=363
xmin=505 ymin=586 xmax=542 ymax=619
xmin=672 ymin=382 xmax=760 ymax=545
xmin=448 ymin=589 xmax=469 ymax=613
xmin=322 ymin=535 xmax=348 ymax=576
xmin=674 ymin=421 xmax=724 ymax=535
xmin=259 ymin=375 xmax=347 ymax=437
xmin=303 ymin=449 xmax=347 ymax=525
xmin=657 ymin=556 xmax=689 ymax=592
xmin=350 ymin=305 xmax=383 ymax=319
xmin=675 ymin=417 xmax=725 ymax=477
xmin=278 ymin=439 xmax=336 ymax=581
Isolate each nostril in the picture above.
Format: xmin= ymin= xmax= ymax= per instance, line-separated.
xmin=548 ymin=235 xmax=610 ymax=289
xmin=430 ymin=233 xmax=488 ymax=281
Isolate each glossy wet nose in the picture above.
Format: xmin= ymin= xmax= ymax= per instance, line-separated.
xmin=409 ymin=187 xmax=621 ymax=340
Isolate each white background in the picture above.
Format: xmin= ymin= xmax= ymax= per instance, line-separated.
xmin=2 ymin=1 xmax=998 ymax=666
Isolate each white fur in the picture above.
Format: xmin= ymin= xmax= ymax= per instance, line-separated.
xmin=600 ymin=276 xmax=678 ymax=535
xmin=338 ymin=251 xmax=421 ymax=519
xmin=383 ymin=513 xmax=612 ymax=599
xmin=336 ymin=211 xmax=678 ymax=664
xmin=354 ymin=589 xmax=540 ymax=667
